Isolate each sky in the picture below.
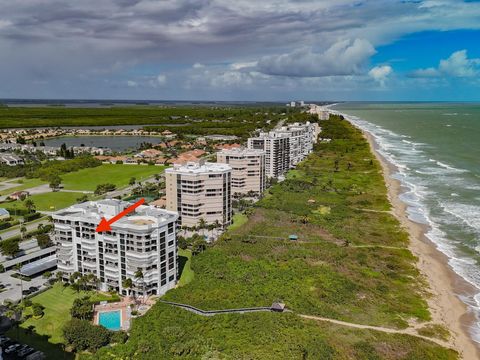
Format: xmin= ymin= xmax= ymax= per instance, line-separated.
xmin=1 ymin=0 xmax=480 ymax=101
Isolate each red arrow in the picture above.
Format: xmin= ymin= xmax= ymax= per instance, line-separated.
xmin=96 ymin=198 xmax=145 ymax=233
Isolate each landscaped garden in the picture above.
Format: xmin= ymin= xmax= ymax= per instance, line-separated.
xmin=6 ymin=282 xmax=121 ymax=358
xmin=15 ymin=283 xmax=117 ymax=344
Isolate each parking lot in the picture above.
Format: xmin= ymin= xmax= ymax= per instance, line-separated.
xmin=0 ymin=270 xmax=50 ymax=304
xmin=0 ymin=334 xmax=45 ymax=359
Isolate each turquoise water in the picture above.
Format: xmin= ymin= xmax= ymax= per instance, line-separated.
xmin=332 ymin=102 xmax=480 ymax=342
xmin=98 ymin=310 xmax=121 ymax=331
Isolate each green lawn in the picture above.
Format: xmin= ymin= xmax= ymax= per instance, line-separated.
xmin=60 ymin=164 xmax=167 ymax=191
xmin=0 ymin=178 xmax=46 ymax=196
xmin=5 ymin=191 xmax=88 ymax=212
xmin=19 ymin=283 xmax=116 ymax=344
xmin=177 ymin=249 xmax=194 ymax=287
xmin=228 ymin=212 xmax=248 ymax=231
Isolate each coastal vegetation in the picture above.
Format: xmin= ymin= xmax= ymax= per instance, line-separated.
xmin=0 ymin=106 xmax=286 ymax=129
xmin=86 ymin=115 xmax=456 ymax=359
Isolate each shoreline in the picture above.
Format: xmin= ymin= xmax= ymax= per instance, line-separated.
xmin=360 ymin=127 xmax=480 ymax=359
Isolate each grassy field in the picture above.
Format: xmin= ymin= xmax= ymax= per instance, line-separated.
xmin=227 ymin=213 xmax=248 ymax=231
xmin=5 ymin=191 xmax=87 ymax=212
xmin=60 ymin=164 xmax=166 ymax=191
xmin=177 ymin=249 xmax=194 ymax=287
xmin=0 ymin=178 xmax=46 ymax=196
xmin=18 ymin=283 xmax=116 ymax=344
xmin=87 ymin=116 xmax=456 ymax=359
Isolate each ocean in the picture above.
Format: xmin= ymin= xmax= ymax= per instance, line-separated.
xmin=331 ymin=102 xmax=480 ymax=341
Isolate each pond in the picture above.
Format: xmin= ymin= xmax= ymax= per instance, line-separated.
xmin=41 ymin=136 xmax=164 ymax=152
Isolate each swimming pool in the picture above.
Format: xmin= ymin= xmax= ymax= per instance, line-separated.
xmin=98 ymin=310 xmax=121 ymax=331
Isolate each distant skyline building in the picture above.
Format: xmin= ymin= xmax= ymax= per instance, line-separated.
xmin=165 ymin=161 xmax=232 ymax=228
xmin=53 ymin=199 xmax=179 ymax=296
xmin=217 ymin=147 xmax=266 ymax=196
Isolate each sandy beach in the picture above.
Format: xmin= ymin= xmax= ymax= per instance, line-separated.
xmin=361 ymin=129 xmax=480 ymax=360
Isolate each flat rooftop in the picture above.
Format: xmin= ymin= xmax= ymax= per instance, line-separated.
xmin=53 ymin=199 xmax=178 ymax=229
xmin=217 ymin=147 xmax=265 ymax=156
xmin=167 ymin=161 xmax=231 ymax=174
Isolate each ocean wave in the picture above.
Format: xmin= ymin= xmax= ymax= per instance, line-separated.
xmin=442 ymin=113 xmax=458 ymax=116
xmin=439 ymin=202 xmax=480 ymax=231
xmin=340 ymin=110 xmax=480 ymax=343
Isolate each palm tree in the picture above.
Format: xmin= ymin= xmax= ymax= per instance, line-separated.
xmin=24 ymin=199 xmax=36 ymax=213
xmin=86 ymin=273 xmax=96 ymax=290
xmin=20 ymin=225 xmax=27 ymax=239
xmin=55 ymin=271 xmax=64 ymax=283
xmin=122 ymin=278 xmax=133 ymax=298
xmin=134 ymin=268 xmax=144 ymax=301
xmin=14 ymin=264 xmax=24 ymax=301
xmin=300 ymin=215 xmax=310 ymax=225
xmin=198 ymin=218 xmax=206 ymax=237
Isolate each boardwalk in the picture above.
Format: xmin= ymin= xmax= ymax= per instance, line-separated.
xmin=158 ymin=300 xmax=274 ymax=316
xmin=159 ymin=300 xmax=454 ymax=350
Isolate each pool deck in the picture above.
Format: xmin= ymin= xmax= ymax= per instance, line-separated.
xmin=93 ymin=295 xmax=155 ymax=331
xmin=94 ymin=297 xmax=131 ymax=331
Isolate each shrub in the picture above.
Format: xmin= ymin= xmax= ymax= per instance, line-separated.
xmin=110 ymin=330 xmax=128 ymax=344
xmin=71 ymin=296 xmax=94 ymax=320
xmin=32 ymin=303 xmax=45 ymax=317
xmin=63 ymin=318 xmax=112 ymax=352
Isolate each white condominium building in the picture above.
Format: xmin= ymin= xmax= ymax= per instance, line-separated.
xmin=165 ymin=161 xmax=232 ymax=228
xmin=53 ymin=199 xmax=178 ymax=297
xmin=247 ymin=132 xmax=290 ymax=178
xmin=217 ymin=147 xmax=266 ymax=196
xmin=277 ymin=121 xmax=320 ymax=167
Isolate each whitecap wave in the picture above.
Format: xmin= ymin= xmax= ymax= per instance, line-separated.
xmin=339 ymin=109 xmax=480 ymax=343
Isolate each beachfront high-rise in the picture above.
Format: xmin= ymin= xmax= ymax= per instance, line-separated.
xmin=247 ymin=132 xmax=290 ymax=178
xmin=53 ymin=199 xmax=178 ymax=297
xmin=216 ymin=147 xmax=266 ymax=196
xmin=247 ymin=121 xmax=320 ymax=178
xmin=165 ymin=161 xmax=232 ymax=228
xmin=278 ymin=122 xmax=321 ymax=167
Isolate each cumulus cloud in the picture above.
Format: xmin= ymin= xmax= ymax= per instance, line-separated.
xmin=156 ymin=74 xmax=167 ymax=85
xmin=256 ymin=39 xmax=376 ymax=77
xmin=369 ymin=65 xmax=392 ymax=86
xmin=409 ymin=50 xmax=480 ymax=78
xmin=1 ymin=0 xmax=480 ymax=98
xmin=127 ymin=80 xmax=138 ymax=87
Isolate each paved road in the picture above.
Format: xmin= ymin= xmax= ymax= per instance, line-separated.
xmin=0 ymin=218 xmax=50 ymax=240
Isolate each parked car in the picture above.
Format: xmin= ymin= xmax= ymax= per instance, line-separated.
xmin=29 ymin=286 xmax=39 ymax=292
xmin=18 ymin=345 xmax=35 ymax=357
xmin=22 ymin=289 xmax=31 ymax=296
xmin=5 ymin=343 xmax=21 ymax=353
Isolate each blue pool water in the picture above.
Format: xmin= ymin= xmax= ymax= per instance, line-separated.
xmin=98 ymin=310 xmax=121 ymax=331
